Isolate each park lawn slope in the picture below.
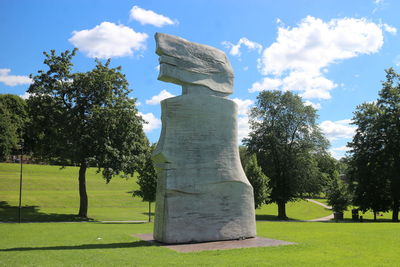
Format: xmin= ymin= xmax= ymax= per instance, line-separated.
xmin=1 ymin=163 xmax=331 ymax=222
xmin=0 ymin=163 xmax=148 ymax=221
xmin=0 ymin=221 xmax=399 ymax=266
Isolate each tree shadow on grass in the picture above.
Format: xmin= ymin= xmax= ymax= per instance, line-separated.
xmin=0 ymin=241 xmax=153 ymax=252
xmin=0 ymin=201 xmax=92 ymax=222
xmin=256 ymin=214 xmax=295 ymax=221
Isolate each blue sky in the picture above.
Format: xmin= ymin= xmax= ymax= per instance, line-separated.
xmin=1 ymin=0 xmax=399 ymax=159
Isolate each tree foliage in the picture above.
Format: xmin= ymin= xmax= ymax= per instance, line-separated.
xmin=133 ymin=143 xmax=157 ymax=222
xmin=26 ymin=49 xmax=148 ymax=218
xmin=133 ymin=143 xmax=157 ymax=203
xmin=348 ymin=68 xmax=400 ymax=222
xmin=239 ymin=146 xmax=270 ymax=208
xmin=0 ymin=94 xmax=27 ymax=161
xmin=326 ymin=177 xmax=352 ymax=213
xmin=244 ymin=90 xmax=329 ymax=219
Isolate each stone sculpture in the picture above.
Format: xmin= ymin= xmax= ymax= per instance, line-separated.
xmin=153 ymin=32 xmax=256 ymax=244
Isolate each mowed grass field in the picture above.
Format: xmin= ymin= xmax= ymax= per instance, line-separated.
xmin=1 ymin=221 xmax=399 ymax=266
xmin=0 ymin=163 xmax=332 ymax=222
xmin=1 ymin=163 xmax=400 ymax=266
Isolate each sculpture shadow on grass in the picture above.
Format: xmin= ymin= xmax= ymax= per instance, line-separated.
xmin=0 ymin=241 xmax=153 ymax=252
xmin=0 ymin=201 xmax=92 ymax=222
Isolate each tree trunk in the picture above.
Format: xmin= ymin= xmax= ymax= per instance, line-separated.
xmin=277 ymin=201 xmax=288 ymax=220
xmin=392 ymin=201 xmax=399 ymax=222
xmin=78 ymin=162 xmax=88 ymax=218
xmin=148 ymin=202 xmax=152 ymax=222
xmin=373 ymin=211 xmax=377 ymax=222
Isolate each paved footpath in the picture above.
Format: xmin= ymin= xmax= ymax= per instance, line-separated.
xmin=305 ymin=199 xmax=333 ymax=222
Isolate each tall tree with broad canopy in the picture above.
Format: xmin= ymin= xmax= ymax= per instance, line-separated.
xmin=349 ymin=68 xmax=400 ymax=222
xmin=26 ymin=49 xmax=148 ymax=218
xmin=0 ymin=94 xmax=27 ymax=161
xmin=348 ymin=103 xmax=392 ymax=220
xmin=244 ymin=91 xmax=329 ymax=219
xmin=378 ymin=68 xmax=400 ymax=222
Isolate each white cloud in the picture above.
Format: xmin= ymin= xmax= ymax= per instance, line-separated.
xmin=0 ymin=69 xmax=32 ymax=86
xmin=146 ymin=90 xmax=175 ymax=105
xmin=249 ymin=77 xmax=282 ymax=93
xmin=232 ymin=98 xmax=253 ymax=116
xmin=130 ymin=6 xmax=176 ymax=27
xmin=231 ymin=98 xmax=254 ymax=142
xmin=139 ymin=112 xmax=161 ymax=132
xmin=19 ymin=92 xmax=32 ymax=99
xmin=319 ymin=119 xmax=356 ymax=141
xmin=329 ymin=146 xmax=350 ymax=160
xmin=383 ymin=23 xmax=397 ymax=34
xmin=237 ymin=116 xmax=250 ymax=143
xmin=222 ymin=37 xmax=262 ymax=57
xmin=252 ymin=16 xmax=384 ymax=100
xmin=304 ymin=100 xmax=321 ymax=110
xmin=155 ymin=65 xmax=160 ymax=71
xmin=69 ymin=22 xmax=148 ymax=59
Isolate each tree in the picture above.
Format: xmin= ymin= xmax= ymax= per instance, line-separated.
xmin=378 ymin=68 xmax=400 ymax=222
xmin=348 ymin=68 xmax=400 ymax=222
xmin=133 ymin=143 xmax=157 ymax=222
xmin=326 ymin=177 xmax=351 ymax=214
xmin=348 ymin=103 xmax=392 ymax=220
xmin=0 ymin=94 xmax=27 ymax=161
xmin=314 ymin=152 xmax=341 ymax=194
xmin=239 ymin=146 xmax=270 ymax=208
xmin=26 ymin=49 xmax=148 ymax=218
xmin=244 ymin=91 xmax=329 ymax=219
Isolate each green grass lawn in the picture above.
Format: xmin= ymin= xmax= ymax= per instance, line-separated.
xmin=0 ymin=163 xmax=148 ymax=222
xmin=0 ymin=221 xmax=399 ymax=266
xmin=0 ymin=163 xmax=331 ymax=222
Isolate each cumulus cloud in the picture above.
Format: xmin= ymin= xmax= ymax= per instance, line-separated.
xmin=130 ymin=6 xmax=176 ymax=27
xmin=330 ymin=145 xmax=350 ymax=159
xmin=139 ymin=112 xmax=161 ymax=132
xmin=319 ymin=119 xmax=356 ymax=141
xmin=146 ymin=90 xmax=175 ymax=105
xmin=232 ymin=98 xmax=253 ymax=116
xmin=249 ymin=77 xmax=282 ymax=93
xmin=304 ymin=100 xmax=321 ymax=110
xmin=69 ymin=22 xmax=148 ymax=59
xmin=237 ymin=116 xmax=251 ymax=143
xmin=231 ymin=98 xmax=254 ymax=142
xmin=222 ymin=37 xmax=262 ymax=57
xmin=19 ymin=92 xmax=32 ymax=99
xmin=250 ymin=16 xmax=384 ymax=100
xmin=0 ymin=69 xmax=32 ymax=86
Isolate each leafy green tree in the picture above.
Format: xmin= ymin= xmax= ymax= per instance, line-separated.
xmin=244 ymin=91 xmax=329 ymax=219
xmin=26 ymin=49 xmax=148 ymax=218
xmin=239 ymin=146 xmax=270 ymax=208
xmin=314 ymin=153 xmax=341 ymax=194
xmin=348 ymin=68 xmax=400 ymax=222
xmin=133 ymin=143 xmax=157 ymax=222
xmin=326 ymin=177 xmax=352 ymax=213
xmin=378 ymin=68 xmax=400 ymax=222
xmin=0 ymin=94 xmax=27 ymax=161
xmin=348 ymin=103 xmax=392 ymax=220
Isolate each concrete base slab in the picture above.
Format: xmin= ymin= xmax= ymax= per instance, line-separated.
xmin=134 ymin=234 xmax=295 ymax=253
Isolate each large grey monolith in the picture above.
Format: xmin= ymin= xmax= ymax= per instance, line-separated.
xmin=153 ymin=33 xmax=256 ymax=244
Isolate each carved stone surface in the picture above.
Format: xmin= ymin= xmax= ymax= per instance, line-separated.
xmin=155 ymin=32 xmax=234 ymax=96
xmin=153 ymin=33 xmax=256 ymax=244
